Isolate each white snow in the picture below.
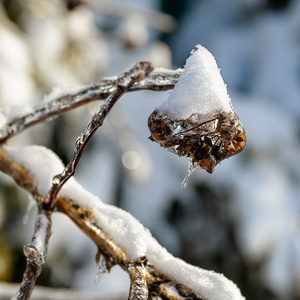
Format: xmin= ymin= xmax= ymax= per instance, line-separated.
xmin=157 ymin=45 xmax=233 ymax=119
xmin=5 ymin=144 xmax=245 ymax=300
xmin=7 ymin=145 xmax=65 ymax=195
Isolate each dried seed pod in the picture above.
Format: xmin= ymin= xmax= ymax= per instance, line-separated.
xmin=148 ymin=110 xmax=246 ymax=173
xmin=148 ymin=45 xmax=246 ymax=174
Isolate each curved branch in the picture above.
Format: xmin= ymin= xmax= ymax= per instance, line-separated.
xmin=46 ymin=61 xmax=154 ymax=209
xmin=0 ymin=68 xmax=183 ymax=143
xmin=0 ymin=145 xmax=245 ymax=300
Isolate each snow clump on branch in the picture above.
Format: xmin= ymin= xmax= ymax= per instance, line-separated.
xmin=148 ymin=45 xmax=246 ymax=176
xmin=158 ymin=45 xmax=233 ymax=119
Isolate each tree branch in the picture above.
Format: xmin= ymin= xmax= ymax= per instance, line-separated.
xmin=46 ymin=61 xmax=154 ymax=209
xmin=0 ymin=145 xmax=244 ymax=300
xmin=0 ymin=68 xmax=182 ymax=144
xmin=12 ymin=208 xmax=52 ymax=300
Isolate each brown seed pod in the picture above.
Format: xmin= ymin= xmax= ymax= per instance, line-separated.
xmin=148 ymin=109 xmax=246 ymax=173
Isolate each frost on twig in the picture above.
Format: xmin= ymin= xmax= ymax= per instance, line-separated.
xmin=11 ymin=207 xmax=52 ymax=300
xmin=0 ymin=145 xmax=245 ymax=300
xmin=148 ymin=45 xmax=246 ymax=178
xmin=46 ymin=61 xmax=154 ymax=209
xmin=0 ymin=67 xmax=182 ymax=143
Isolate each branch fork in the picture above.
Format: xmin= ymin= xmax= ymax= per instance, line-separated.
xmin=46 ymin=61 xmax=154 ymax=210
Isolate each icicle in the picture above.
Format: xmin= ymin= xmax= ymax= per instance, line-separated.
xmin=94 ymin=254 xmax=108 ymax=284
xmin=181 ymin=158 xmax=201 ymax=188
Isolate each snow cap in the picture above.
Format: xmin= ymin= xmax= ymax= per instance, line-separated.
xmin=158 ymin=45 xmax=233 ymax=119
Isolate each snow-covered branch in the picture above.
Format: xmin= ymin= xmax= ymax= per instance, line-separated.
xmin=0 ymin=145 xmax=245 ymax=300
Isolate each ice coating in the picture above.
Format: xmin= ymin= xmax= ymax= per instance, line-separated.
xmin=158 ymin=45 xmax=233 ymax=120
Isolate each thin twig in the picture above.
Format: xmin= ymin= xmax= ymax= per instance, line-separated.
xmin=0 ymin=68 xmax=182 ymax=143
xmin=12 ymin=207 xmax=52 ymax=300
xmin=46 ymin=61 xmax=154 ymax=209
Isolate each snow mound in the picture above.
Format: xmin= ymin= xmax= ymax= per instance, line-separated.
xmin=158 ymin=45 xmax=233 ymax=120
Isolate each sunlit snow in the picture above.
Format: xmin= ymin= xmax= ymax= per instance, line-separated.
xmin=157 ymin=45 xmax=233 ymax=120
xmin=5 ymin=145 xmax=245 ymax=300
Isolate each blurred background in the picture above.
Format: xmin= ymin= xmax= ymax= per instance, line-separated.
xmin=0 ymin=0 xmax=300 ymax=299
